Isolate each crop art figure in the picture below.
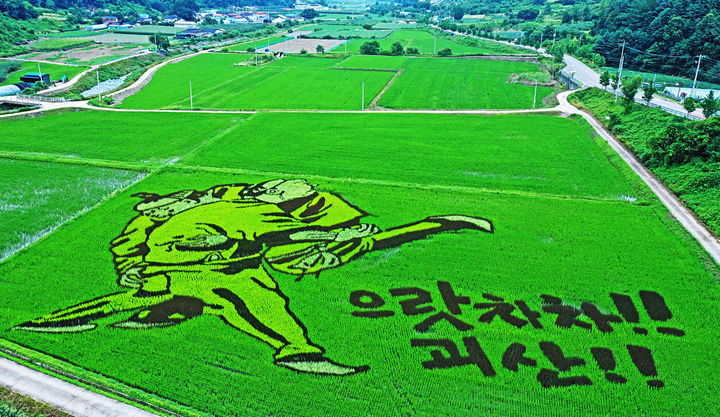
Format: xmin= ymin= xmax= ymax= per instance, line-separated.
xmin=16 ymin=179 xmax=494 ymax=376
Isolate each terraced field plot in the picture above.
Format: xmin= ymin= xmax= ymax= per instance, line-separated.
xmin=303 ymin=24 xmax=394 ymax=39
xmin=345 ymin=29 xmax=522 ymax=55
xmin=338 ymin=55 xmax=408 ymax=69
xmin=1 ymin=60 xmax=89 ymax=83
xmin=17 ymin=43 xmax=148 ymax=66
xmin=182 ymin=112 xmax=636 ymax=199
xmin=226 ymin=36 xmax=289 ymax=52
xmin=119 ymin=54 xmax=393 ymax=110
xmin=0 ymin=110 xmax=718 ymax=417
xmin=0 ymin=110 xmax=244 ymax=163
xmin=378 ymin=58 xmax=556 ymax=109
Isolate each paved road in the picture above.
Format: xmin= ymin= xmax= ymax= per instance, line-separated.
xmin=562 ymin=54 xmax=706 ymax=119
xmin=38 ymin=51 xmax=154 ymax=96
xmin=0 ymin=356 xmax=160 ymax=417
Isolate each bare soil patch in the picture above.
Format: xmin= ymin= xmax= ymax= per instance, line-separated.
xmin=266 ymin=38 xmax=345 ymax=54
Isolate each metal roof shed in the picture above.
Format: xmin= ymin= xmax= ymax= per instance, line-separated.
xmin=19 ymin=73 xmax=51 ymax=84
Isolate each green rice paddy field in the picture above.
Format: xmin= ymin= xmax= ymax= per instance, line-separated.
xmin=119 ymin=54 xmax=393 ymax=110
xmin=345 ymin=30 xmax=522 ymax=55
xmin=119 ymin=54 xmax=554 ymax=110
xmin=226 ymin=36 xmax=289 ymax=52
xmin=379 ymin=58 xmax=555 ymax=109
xmin=0 ymin=109 xmax=718 ymax=416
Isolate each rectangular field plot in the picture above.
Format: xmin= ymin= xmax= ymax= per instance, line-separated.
xmin=181 ymin=113 xmax=638 ymax=200
xmin=265 ymin=38 xmax=346 ymax=54
xmin=226 ymin=35 xmax=289 ymax=52
xmin=0 ymin=158 xmax=142 ymax=260
xmin=305 ymin=25 xmax=394 ymax=39
xmin=0 ymin=168 xmax=717 ymax=417
xmin=0 ymin=110 xmax=244 ymax=163
xmin=119 ymin=55 xmax=394 ymax=110
xmin=345 ymin=29 xmax=522 ymax=55
xmin=379 ymin=58 xmax=556 ymax=109
xmin=339 ymin=55 xmax=408 ymax=69
xmin=2 ymin=60 xmax=89 ymax=84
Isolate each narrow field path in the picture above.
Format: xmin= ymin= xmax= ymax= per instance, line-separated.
xmin=0 ymin=356 xmax=160 ymax=417
xmin=369 ymin=68 xmax=402 ymax=108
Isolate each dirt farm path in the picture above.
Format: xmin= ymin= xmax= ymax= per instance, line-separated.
xmin=0 ymin=356 xmax=161 ymax=417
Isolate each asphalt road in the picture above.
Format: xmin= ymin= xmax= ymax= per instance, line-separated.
xmin=562 ymin=54 xmax=705 ymax=119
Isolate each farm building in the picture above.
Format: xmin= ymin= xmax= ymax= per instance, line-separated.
xmin=101 ymin=16 xmax=118 ymax=24
xmin=19 ymin=73 xmax=50 ymax=84
xmin=85 ymin=24 xmax=108 ymax=31
xmin=137 ymin=13 xmax=152 ymax=24
xmin=163 ymin=15 xmax=179 ymax=23
xmin=174 ymin=20 xmax=199 ymax=29
xmin=177 ymin=28 xmax=224 ymax=39
xmin=0 ymin=83 xmax=31 ymax=97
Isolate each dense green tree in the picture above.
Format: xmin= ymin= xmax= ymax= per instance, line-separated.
xmin=517 ymin=8 xmax=539 ymax=21
xmin=148 ymin=33 xmax=170 ymax=51
xmin=437 ymin=47 xmax=452 ymax=56
xmin=620 ymin=75 xmax=642 ymax=110
xmin=300 ymin=8 xmax=318 ymax=19
xmin=642 ymin=84 xmax=657 ymax=104
xmin=600 ymin=71 xmax=611 ymax=89
xmin=359 ymin=40 xmax=380 ymax=55
xmin=647 ymin=118 xmax=720 ymax=166
xmin=452 ymin=6 xmax=464 ymax=20
xmin=700 ymin=91 xmax=719 ymax=118
xmin=315 ymin=44 xmax=324 ymax=53
xmin=172 ymin=0 xmax=198 ymax=21
xmin=683 ymin=97 xmax=697 ymax=115
xmin=609 ymin=73 xmax=619 ymax=90
xmin=390 ymin=41 xmax=404 ymax=56
xmin=0 ymin=0 xmax=38 ymax=20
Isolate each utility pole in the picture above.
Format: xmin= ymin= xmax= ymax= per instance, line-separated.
xmin=155 ymin=32 xmax=158 ymax=52
xmin=615 ymin=40 xmax=625 ymax=103
xmin=255 ymin=47 xmax=258 ymax=66
xmin=189 ymin=80 xmax=193 ymax=110
xmin=97 ymin=70 xmax=101 ymax=102
xmin=533 ymin=80 xmax=538 ymax=109
xmin=434 ymin=37 xmax=437 ymax=55
xmin=552 ymin=30 xmax=556 ymax=48
xmin=691 ymin=54 xmax=703 ymax=100
xmin=361 ymin=82 xmax=365 ymax=110
xmin=539 ymin=33 xmax=543 ymax=48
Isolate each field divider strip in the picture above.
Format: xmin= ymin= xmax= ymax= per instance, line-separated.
xmin=0 ymin=150 xmax=156 ymax=172
xmin=161 ymin=65 xmax=264 ymax=110
xmin=370 ymin=68 xmax=403 ymax=108
xmin=171 ymin=163 xmax=639 ymax=205
xmin=174 ymin=113 xmax=259 ymax=162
